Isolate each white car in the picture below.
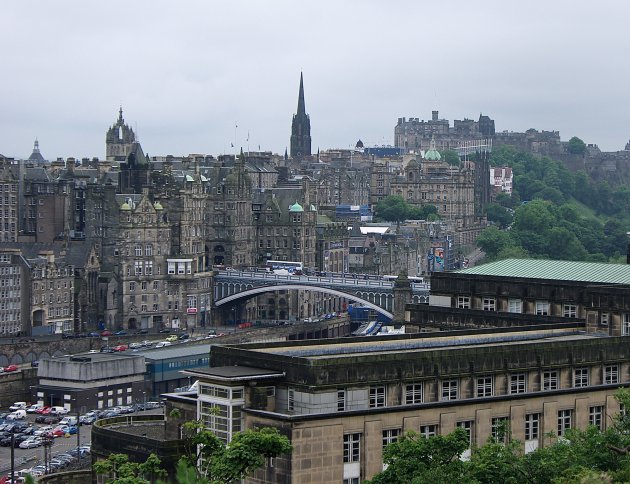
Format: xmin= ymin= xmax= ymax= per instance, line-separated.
xmin=155 ymin=341 xmax=172 ymax=348
xmin=19 ymin=438 xmax=42 ymax=449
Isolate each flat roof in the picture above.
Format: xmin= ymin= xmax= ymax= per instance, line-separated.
xmin=456 ymin=258 xmax=630 ymax=285
xmin=241 ymin=328 xmax=601 ymax=360
xmin=183 ymin=366 xmax=284 ymax=381
xmin=139 ymin=344 xmax=211 ymax=361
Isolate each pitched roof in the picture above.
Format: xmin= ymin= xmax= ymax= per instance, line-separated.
xmin=457 ymin=258 xmax=630 ymax=285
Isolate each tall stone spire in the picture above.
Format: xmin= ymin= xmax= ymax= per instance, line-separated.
xmin=290 ymin=72 xmax=311 ymax=159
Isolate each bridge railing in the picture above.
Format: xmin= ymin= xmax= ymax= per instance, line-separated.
xmin=215 ymin=270 xmax=430 ymax=291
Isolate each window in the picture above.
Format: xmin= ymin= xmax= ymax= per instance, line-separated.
xmin=129 ymin=282 xmax=136 ymax=292
xmin=343 ymin=433 xmax=361 ymax=463
xmin=476 ymin=375 xmax=493 ymax=398
xmin=574 ymin=367 xmax=589 ymax=388
xmin=420 ymin=425 xmax=437 ymax=438
xmin=145 ymin=244 xmax=153 ymax=256
xmin=168 ymin=262 xmax=175 ymax=274
xmin=491 ymin=417 xmax=509 ymax=443
xmin=141 ymin=281 xmax=147 ymax=291
xmin=369 ymin=385 xmax=386 ymax=408
xmin=134 ymin=261 xmax=142 ymax=275
xmin=457 ymin=296 xmax=470 ymax=309
xmin=482 ymin=297 xmax=496 ymax=311
xmin=508 ymin=299 xmax=522 ymax=313
xmin=287 ymin=388 xmax=294 ymax=412
xmin=510 ymin=373 xmax=527 ymax=394
xmin=337 ymin=389 xmax=346 ymax=412
xmin=382 ymin=429 xmax=400 ymax=449
xmin=536 ymin=301 xmax=549 ymax=316
xmin=441 ymin=379 xmax=458 ymax=401
xmin=604 ymin=365 xmax=619 ymax=384
xmin=457 ymin=420 xmax=473 ymax=448
xmin=525 ymin=413 xmax=540 ymax=441
xmin=153 ymin=281 xmax=159 ymax=290
xmin=145 ymin=261 xmax=153 ymax=275
xmin=543 ymin=370 xmax=559 ymax=391
xmin=589 ymin=405 xmax=604 ymax=430
xmin=405 ymin=383 xmax=423 ymax=404
xmin=134 ymin=245 xmax=142 ymax=256
xmin=563 ymin=304 xmax=577 ymax=318
xmin=601 ymin=312 xmax=609 ymax=327
xmin=557 ymin=409 xmax=572 ymax=437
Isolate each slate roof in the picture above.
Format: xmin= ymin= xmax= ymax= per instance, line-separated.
xmin=457 ymin=258 xmax=630 ymax=285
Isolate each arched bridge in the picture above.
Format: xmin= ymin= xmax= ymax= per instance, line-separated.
xmin=214 ymin=270 xmax=430 ymax=319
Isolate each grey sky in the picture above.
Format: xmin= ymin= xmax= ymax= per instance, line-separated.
xmin=3 ymin=0 xmax=630 ymax=160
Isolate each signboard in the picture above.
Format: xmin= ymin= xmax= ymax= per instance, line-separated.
xmin=187 ymin=308 xmax=197 ymax=314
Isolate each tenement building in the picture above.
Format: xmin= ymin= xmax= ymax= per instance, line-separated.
xmin=180 ymin=323 xmax=628 ymax=483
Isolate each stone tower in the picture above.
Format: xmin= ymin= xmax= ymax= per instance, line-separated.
xmin=106 ymin=107 xmax=136 ymax=161
xmin=290 ymin=72 xmax=311 ymax=159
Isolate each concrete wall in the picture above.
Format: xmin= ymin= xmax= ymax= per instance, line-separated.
xmin=0 ymin=368 xmax=38 ymax=408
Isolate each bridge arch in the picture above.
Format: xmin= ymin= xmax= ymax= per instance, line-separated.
xmin=215 ymin=284 xmax=394 ymax=320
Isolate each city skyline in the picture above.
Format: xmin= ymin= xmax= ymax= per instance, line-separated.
xmin=3 ymin=0 xmax=630 ymax=159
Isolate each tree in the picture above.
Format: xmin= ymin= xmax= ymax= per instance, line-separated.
xmin=485 ymin=203 xmax=513 ymax=229
xmin=475 ymin=226 xmax=513 ymax=259
xmin=567 ymin=136 xmax=587 ymax=155
xmin=374 ymin=196 xmax=411 ymax=225
xmin=440 ymin=150 xmax=460 ymax=166
xmin=179 ymin=422 xmax=292 ymax=483
xmin=93 ymin=453 xmax=166 ymax=484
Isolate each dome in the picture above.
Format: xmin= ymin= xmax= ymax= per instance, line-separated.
xmin=153 ymin=201 xmax=163 ymax=210
xmin=120 ymin=202 xmax=131 ymax=211
xmin=424 ymin=136 xmax=442 ymax=161
xmin=289 ymin=202 xmax=304 ymax=212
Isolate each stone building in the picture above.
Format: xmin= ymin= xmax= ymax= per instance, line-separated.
xmin=394 ymin=111 xmax=495 ymax=153
xmin=0 ymin=158 xmax=19 ymax=242
xmin=106 ymin=107 xmax=136 ymax=162
xmin=179 ymin=324 xmax=629 ymax=483
xmin=0 ymin=248 xmax=30 ymax=336
xmin=415 ymin=258 xmax=630 ymax=336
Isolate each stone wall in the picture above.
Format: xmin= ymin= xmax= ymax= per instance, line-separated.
xmin=0 ymin=368 xmax=38 ymax=408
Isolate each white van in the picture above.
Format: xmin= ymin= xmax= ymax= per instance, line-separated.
xmin=9 ymin=401 xmax=27 ymax=411
xmin=59 ymin=416 xmax=78 ymax=426
xmin=7 ymin=409 xmax=26 ymax=420
xmin=50 ymin=406 xmax=69 ymax=415
xmin=26 ymin=403 xmax=44 ymax=413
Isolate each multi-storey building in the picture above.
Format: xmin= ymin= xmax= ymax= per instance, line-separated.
xmin=0 ymin=248 xmax=29 ymax=336
xmin=180 ymin=324 xmax=628 ymax=483
xmin=0 ymin=159 xmax=19 ymax=242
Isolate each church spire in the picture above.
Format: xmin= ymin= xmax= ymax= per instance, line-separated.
xmin=290 ymin=72 xmax=311 ymax=159
xmin=297 ymin=71 xmax=306 ymax=116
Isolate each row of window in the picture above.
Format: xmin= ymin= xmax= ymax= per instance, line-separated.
xmin=344 ymin=405 xmax=606 ymax=466
xmin=332 ymin=366 xmax=622 ymax=411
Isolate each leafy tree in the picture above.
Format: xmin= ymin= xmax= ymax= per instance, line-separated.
xmin=179 ymin=422 xmax=292 ymax=483
xmin=375 ymin=196 xmax=411 ymax=225
xmin=94 ymin=453 xmax=166 ymax=484
xmin=440 ymin=150 xmax=460 ymax=166
xmin=485 ymin=203 xmax=513 ymax=229
xmin=475 ymin=226 xmax=514 ymax=259
xmin=567 ymin=136 xmax=587 ymax=155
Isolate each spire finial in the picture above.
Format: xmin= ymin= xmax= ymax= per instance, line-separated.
xmin=118 ymin=105 xmax=124 ymax=123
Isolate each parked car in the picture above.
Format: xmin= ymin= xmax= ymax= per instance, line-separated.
xmin=165 ymin=335 xmax=178 ymax=342
xmin=35 ymin=406 xmax=50 ymax=415
xmin=6 ymin=410 xmax=26 ymax=420
xmin=112 ymin=344 xmax=128 ymax=352
xmin=135 ymin=329 xmax=149 ymax=335
xmin=114 ymin=330 xmax=127 ymax=336
xmin=155 ymin=341 xmax=172 ymax=348
xmin=49 ymin=406 xmax=69 ymax=415
xmin=141 ymin=340 xmax=154 ymax=347
xmin=88 ymin=332 xmax=100 ymax=337
xmin=158 ymin=329 xmax=171 ymax=334
xmin=128 ymin=342 xmax=142 ymax=349
xmin=178 ymin=333 xmax=190 ymax=340
xmin=79 ymin=415 xmax=96 ymax=425
xmin=100 ymin=330 xmax=112 ymax=336
xmin=30 ymin=360 xmax=39 ymax=368
xmin=9 ymin=402 xmax=27 ymax=411
xmin=3 ymin=364 xmax=18 ymax=372
xmin=19 ymin=438 xmax=42 ymax=449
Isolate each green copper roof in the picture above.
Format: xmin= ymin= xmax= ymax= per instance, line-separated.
xmin=457 ymin=258 xmax=630 ymax=285
xmin=289 ymin=202 xmax=304 ymax=212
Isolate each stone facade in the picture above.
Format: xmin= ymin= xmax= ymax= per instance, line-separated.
xmin=183 ymin=328 xmax=630 ymax=483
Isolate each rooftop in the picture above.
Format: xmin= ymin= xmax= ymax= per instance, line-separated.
xmin=456 ymin=258 xmax=630 ymax=285
xmin=140 ymin=344 xmax=211 ymax=361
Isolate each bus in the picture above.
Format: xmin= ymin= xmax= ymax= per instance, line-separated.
xmin=382 ymin=274 xmax=424 ymax=283
xmin=265 ymin=260 xmax=303 ymax=275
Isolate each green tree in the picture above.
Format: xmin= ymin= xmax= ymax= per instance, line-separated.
xmin=94 ymin=453 xmax=166 ymax=484
xmin=475 ymin=226 xmax=514 ymax=259
xmin=485 ymin=203 xmax=513 ymax=229
xmin=179 ymin=423 xmax=292 ymax=483
xmin=440 ymin=150 xmax=460 ymax=166
xmin=375 ymin=196 xmax=412 ymax=225
xmin=567 ymin=136 xmax=587 ymax=155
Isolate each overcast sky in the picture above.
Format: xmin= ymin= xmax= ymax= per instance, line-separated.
xmin=3 ymin=1 xmax=630 ymax=160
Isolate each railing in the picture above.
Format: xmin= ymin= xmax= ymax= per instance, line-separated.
xmin=94 ymin=414 xmax=165 ymax=429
